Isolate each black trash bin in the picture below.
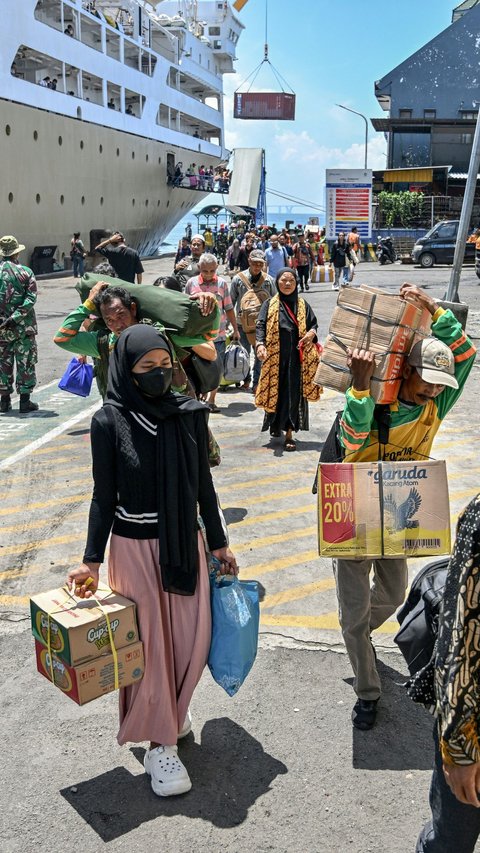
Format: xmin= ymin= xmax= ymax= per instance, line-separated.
xmin=30 ymin=245 xmax=57 ymax=275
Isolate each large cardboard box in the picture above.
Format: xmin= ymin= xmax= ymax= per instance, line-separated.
xmin=310 ymin=265 xmax=334 ymax=283
xmin=314 ymin=285 xmax=432 ymax=403
xmin=318 ymin=460 xmax=451 ymax=558
xmin=30 ymin=586 xmax=139 ymax=666
xmin=35 ymin=639 xmax=144 ymax=705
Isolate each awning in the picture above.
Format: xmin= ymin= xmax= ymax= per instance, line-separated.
xmin=383 ymin=168 xmax=434 ymax=183
xmin=195 ymin=205 xmax=224 ymax=216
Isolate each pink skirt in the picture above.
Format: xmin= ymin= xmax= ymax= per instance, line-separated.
xmin=108 ymin=532 xmax=211 ymax=746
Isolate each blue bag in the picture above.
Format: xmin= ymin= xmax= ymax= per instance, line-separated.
xmin=58 ymin=357 xmax=94 ymax=397
xmin=208 ymin=574 xmax=260 ymax=696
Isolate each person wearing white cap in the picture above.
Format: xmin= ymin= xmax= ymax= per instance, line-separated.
xmin=173 ymin=234 xmax=205 ymax=290
xmin=0 ymin=235 xmax=39 ymax=413
xmin=333 ymin=282 xmax=476 ymax=732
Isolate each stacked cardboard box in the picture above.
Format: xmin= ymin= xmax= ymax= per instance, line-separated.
xmin=310 ymin=265 xmax=335 ymax=283
xmin=314 ymin=285 xmax=432 ymax=403
xmin=31 ymin=586 xmax=144 ymax=705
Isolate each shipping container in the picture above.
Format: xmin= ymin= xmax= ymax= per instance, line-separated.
xmin=234 ymin=92 xmax=296 ymax=121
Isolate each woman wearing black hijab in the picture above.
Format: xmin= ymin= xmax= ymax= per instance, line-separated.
xmin=255 ymin=267 xmax=321 ymax=451
xmin=67 ymin=325 xmax=237 ymax=797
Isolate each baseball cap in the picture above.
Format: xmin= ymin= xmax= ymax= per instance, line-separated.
xmin=249 ymin=249 xmax=265 ymax=261
xmin=408 ymin=337 xmax=458 ymax=389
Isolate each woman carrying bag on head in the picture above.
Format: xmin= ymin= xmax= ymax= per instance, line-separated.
xmin=255 ymin=267 xmax=322 ymax=452
xmin=67 ymin=325 xmax=237 ymax=797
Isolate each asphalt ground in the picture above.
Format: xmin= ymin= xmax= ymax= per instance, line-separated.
xmin=1 ymin=260 xmax=480 ymax=853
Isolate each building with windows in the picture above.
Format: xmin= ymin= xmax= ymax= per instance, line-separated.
xmin=371 ymin=2 xmax=479 ymax=172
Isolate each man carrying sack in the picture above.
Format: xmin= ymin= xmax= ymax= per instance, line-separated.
xmin=333 ymin=283 xmax=476 ymax=732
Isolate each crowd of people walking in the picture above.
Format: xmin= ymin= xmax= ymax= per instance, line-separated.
xmin=3 ymin=220 xmax=480 ymax=852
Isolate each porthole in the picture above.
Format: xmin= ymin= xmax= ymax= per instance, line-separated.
xmin=100 ymin=196 xmax=104 ymax=206
xmin=146 ymin=154 xmax=149 ymax=162
xmin=33 ymin=130 xmax=38 ymax=140
xmin=99 ymin=144 xmax=103 ymax=154
xmin=60 ymin=194 xmax=64 ymax=204
xmin=81 ymin=195 xmax=85 ymax=205
xmin=145 ymin=199 xmax=149 ymax=207
xmin=132 ymin=151 xmax=135 ymax=160
xmin=158 ymin=156 xmax=161 ymax=164
xmin=5 ymin=124 xmax=11 ymax=136
xmin=132 ymin=198 xmax=135 ymax=206
xmin=8 ymin=192 xmax=13 ymax=203
xmin=116 ymin=147 xmax=120 ymax=156
xmin=58 ymin=136 xmax=62 ymax=146
xmin=166 ymin=200 xmax=170 ymax=208
xmin=36 ymin=193 xmax=41 ymax=204
xmin=80 ymin=140 xmax=84 ymax=149
xmin=157 ymin=200 xmax=161 ymax=206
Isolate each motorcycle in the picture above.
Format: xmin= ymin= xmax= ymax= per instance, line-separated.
xmin=376 ymin=236 xmax=397 ymax=265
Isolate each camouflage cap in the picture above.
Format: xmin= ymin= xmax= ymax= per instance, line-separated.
xmin=0 ymin=235 xmax=25 ymax=257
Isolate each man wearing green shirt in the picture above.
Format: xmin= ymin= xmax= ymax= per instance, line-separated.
xmin=54 ymin=281 xmax=218 ymax=397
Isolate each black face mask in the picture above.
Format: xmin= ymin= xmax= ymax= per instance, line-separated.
xmin=134 ymin=366 xmax=172 ymax=398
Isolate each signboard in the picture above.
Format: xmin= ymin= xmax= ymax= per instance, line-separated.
xmin=326 ymin=169 xmax=373 ymax=240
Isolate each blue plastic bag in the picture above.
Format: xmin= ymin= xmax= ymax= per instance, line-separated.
xmin=58 ymin=357 xmax=94 ymax=397
xmin=208 ymin=574 xmax=260 ymax=696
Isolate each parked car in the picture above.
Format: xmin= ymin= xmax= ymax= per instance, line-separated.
xmin=411 ymin=220 xmax=477 ymax=268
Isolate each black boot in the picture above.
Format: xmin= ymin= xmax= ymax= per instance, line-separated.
xmin=19 ymin=393 xmax=39 ymax=413
xmin=0 ymin=394 xmax=12 ymax=413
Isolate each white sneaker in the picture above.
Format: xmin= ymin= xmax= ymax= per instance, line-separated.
xmin=178 ymin=707 xmax=192 ymax=740
xmin=144 ymin=745 xmax=192 ymax=797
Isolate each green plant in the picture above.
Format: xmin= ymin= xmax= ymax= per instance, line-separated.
xmin=378 ymin=191 xmax=425 ymax=227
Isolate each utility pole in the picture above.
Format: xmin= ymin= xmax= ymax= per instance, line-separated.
xmin=444 ymin=105 xmax=480 ymax=302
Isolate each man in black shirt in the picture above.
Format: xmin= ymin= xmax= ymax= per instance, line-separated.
xmin=95 ymin=232 xmax=144 ymax=283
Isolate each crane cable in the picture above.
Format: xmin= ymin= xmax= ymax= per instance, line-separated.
xmin=235 ymin=0 xmax=294 ymax=95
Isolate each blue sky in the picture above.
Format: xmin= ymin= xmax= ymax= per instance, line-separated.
xmin=221 ymin=0 xmax=461 ymax=214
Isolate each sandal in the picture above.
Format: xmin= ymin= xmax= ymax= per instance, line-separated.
xmin=270 ymin=429 xmax=281 ymax=438
xmin=284 ymin=438 xmax=296 ymax=451
xmin=208 ymin=403 xmax=221 ymax=414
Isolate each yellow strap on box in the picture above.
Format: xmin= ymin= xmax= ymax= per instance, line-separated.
xmin=46 ymin=581 xmax=119 ymax=691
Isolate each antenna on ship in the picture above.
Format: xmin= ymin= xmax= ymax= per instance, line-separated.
xmin=233 ymin=0 xmax=296 ymax=121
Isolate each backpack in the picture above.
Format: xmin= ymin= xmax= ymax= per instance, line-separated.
xmin=394 ymin=558 xmax=450 ymax=675
xmin=238 ymin=273 xmax=269 ymax=340
xmin=312 ymin=404 xmax=391 ymax=494
xmin=223 ymin=343 xmax=250 ymax=383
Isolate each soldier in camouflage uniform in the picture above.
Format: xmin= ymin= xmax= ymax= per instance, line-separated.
xmin=0 ymin=235 xmax=39 ymax=413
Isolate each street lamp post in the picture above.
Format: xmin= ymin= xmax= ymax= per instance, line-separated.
xmin=336 ymin=104 xmax=369 ymax=170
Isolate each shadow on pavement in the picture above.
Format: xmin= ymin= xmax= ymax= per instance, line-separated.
xmin=0 ymin=409 xmax=59 ymax=419
xmin=352 ymin=658 xmax=434 ymax=772
xmin=222 ymin=507 xmax=248 ymax=525
xmin=60 ymin=718 xmax=287 ymax=842
xmin=220 ymin=402 xmax=257 ymax=417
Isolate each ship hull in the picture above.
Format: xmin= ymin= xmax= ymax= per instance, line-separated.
xmin=0 ymin=99 xmax=215 ymax=263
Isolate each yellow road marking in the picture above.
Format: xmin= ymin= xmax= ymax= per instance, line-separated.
xmin=262 ymin=578 xmax=335 ymax=610
xmin=245 ymin=549 xmax=319 ymax=577
xmin=4 ymin=462 xmax=90 ymax=485
xmin=0 ymin=533 xmax=85 ymax=558
xmin=0 ymin=594 xmax=30 ymax=606
xmin=242 ymin=486 xmax=312 ymax=506
xmin=233 ymin=504 xmax=313 ymax=528
xmin=0 ymin=493 xmax=89 ymax=517
xmin=0 ymin=556 xmax=83 ymax=583
xmin=233 ymin=526 xmax=317 ymax=553
xmin=1 ymin=477 xmax=93 ymax=505
xmin=32 ymin=443 xmax=80 ymax=456
xmin=217 ymin=470 xmax=302 ymax=493
xmin=260 ymin=612 xmax=398 ymax=633
xmin=450 ymin=486 xmax=480 ymax=502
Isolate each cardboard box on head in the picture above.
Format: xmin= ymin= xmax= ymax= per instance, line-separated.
xmin=314 ymin=285 xmax=432 ymax=403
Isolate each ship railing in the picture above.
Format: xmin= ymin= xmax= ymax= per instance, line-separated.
xmin=167 ymin=172 xmax=230 ymax=193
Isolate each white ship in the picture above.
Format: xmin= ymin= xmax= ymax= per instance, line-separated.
xmin=0 ymin=0 xmax=244 ymax=266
